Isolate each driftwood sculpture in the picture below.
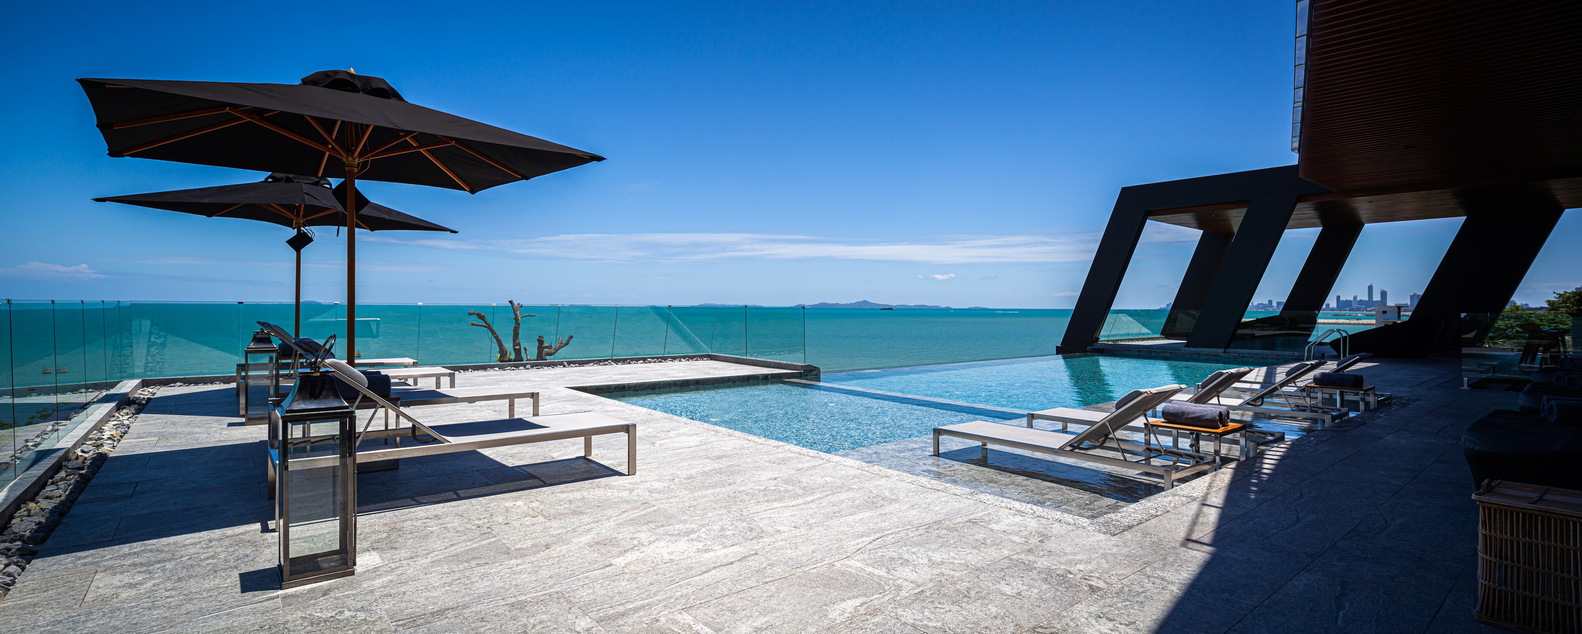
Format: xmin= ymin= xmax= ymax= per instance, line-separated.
xmin=467 ymin=301 xmax=573 ymax=362
xmin=536 ymin=334 xmax=573 ymax=361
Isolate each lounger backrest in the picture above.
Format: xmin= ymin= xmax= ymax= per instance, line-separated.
xmin=1239 ymin=360 xmax=1324 ymax=406
xmin=1185 ymin=367 xmax=1254 ymax=404
xmin=1063 ymin=384 xmax=1185 ymax=448
xmin=1328 ymin=353 xmax=1373 ymax=373
xmin=258 ymin=321 xmax=427 ymax=429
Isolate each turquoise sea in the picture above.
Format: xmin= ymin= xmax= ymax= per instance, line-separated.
xmin=0 ymin=301 xmax=1372 ymax=425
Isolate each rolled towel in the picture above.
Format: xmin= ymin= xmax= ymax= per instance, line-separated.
xmin=1543 ymin=397 xmax=1582 ymax=426
xmin=1557 ymin=357 xmax=1582 ymax=372
xmin=1161 ymin=402 xmax=1231 ymax=429
xmin=333 ymin=370 xmax=391 ymax=400
xmin=1554 ymin=372 xmax=1582 ymax=390
xmin=1313 ymin=372 xmax=1364 ymax=388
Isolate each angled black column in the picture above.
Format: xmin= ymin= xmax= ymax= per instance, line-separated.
xmin=1162 ymin=231 xmax=1234 ymax=337
xmin=1058 ymin=190 xmax=1150 ymax=353
xmin=1283 ymin=221 xmax=1362 ymax=313
xmin=1184 ymin=171 xmax=1330 ymax=348
xmin=1411 ymin=190 xmax=1564 ymax=336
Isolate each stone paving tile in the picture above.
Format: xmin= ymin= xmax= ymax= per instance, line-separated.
xmin=0 ymin=358 xmax=1524 ymax=632
xmin=882 ymin=557 xmax=1102 ymax=633
xmin=686 ymin=561 xmax=913 ymax=634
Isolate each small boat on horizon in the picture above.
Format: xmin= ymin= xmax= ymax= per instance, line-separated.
xmin=879 ymin=306 xmax=896 ymax=311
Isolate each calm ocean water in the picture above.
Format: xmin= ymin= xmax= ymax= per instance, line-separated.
xmin=1 ymin=302 xmax=1369 ymax=393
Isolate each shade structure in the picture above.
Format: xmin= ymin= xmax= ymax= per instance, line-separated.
xmin=94 ymin=173 xmax=456 ymax=336
xmin=79 ymin=70 xmax=603 ymax=359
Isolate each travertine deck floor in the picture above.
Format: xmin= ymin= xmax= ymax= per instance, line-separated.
xmin=0 ymin=357 xmax=1508 ymax=632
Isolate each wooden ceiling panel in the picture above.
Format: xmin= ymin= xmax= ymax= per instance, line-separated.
xmin=1296 ymin=0 xmax=1582 ymax=192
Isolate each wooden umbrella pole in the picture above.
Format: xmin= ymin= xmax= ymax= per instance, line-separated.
xmin=344 ymin=157 xmax=359 ymax=362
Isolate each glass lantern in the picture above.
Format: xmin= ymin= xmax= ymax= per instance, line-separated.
xmin=272 ymin=371 xmax=358 ymax=588
xmin=237 ymin=329 xmax=277 ymax=424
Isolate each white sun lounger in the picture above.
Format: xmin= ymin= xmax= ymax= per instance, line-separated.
xmin=935 ymin=384 xmax=1216 ymax=489
xmin=1187 ymin=359 xmax=1346 ymax=426
xmin=259 ymin=321 xmax=635 ymax=475
xmin=379 ymin=366 xmax=458 ymax=389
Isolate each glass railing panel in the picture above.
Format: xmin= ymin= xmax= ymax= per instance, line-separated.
xmin=1 ymin=300 xmax=15 ymax=488
xmin=119 ymin=301 xmax=244 ymax=378
xmin=805 ymin=308 xmax=1067 ymax=372
xmin=663 ymin=307 xmax=723 ymax=355
xmin=9 ymin=300 xmax=57 ymax=429
xmin=1464 ymin=309 xmax=1575 ymax=384
xmin=554 ymin=305 xmax=620 ymax=360
xmin=1097 ymin=309 xmax=1170 ymax=341
xmin=413 ymin=303 xmax=509 ymax=365
xmin=612 ymin=306 xmax=672 ymax=358
xmin=745 ymin=306 xmax=806 ymax=364
xmin=50 ymin=300 xmax=96 ymax=415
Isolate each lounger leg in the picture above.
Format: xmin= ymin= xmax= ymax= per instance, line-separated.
xmin=584 ymin=435 xmax=593 ymax=457
xmin=508 ymin=399 xmax=515 ymax=418
xmin=932 ymin=430 xmax=940 ymax=456
xmin=627 ymin=425 xmax=637 ymax=475
xmin=981 ymin=442 xmax=988 ymax=460
xmin=449 ymin=374 xmax=456 ymax=388
xmin=532 ymin=394 xmax=540 ymax=417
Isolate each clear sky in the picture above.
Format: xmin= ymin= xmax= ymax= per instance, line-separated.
xmin=1 ymin=1 xmax=1576 ymax=308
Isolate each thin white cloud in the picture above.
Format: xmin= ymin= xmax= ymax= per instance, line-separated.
xmin=363 ymin=229 xmax=1197 ymax=265
xmin=1 ymin=262 xmax=104 ymax=279
xmin=916 ymin=273 xmax=957 ymax=281
xmin=1051 ymin=291 xmax=1080 ymax=297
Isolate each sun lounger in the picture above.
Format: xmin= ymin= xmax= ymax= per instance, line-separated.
xmin=257 ymin=322 xmax=635 ymax=477
xmin=1194 ymin=359 xmax=1345 ymax=426
xmin=378 ymin=366 xmax=458 ymax=388
xmin=936 ymin=384 xmax=1218 ymax=489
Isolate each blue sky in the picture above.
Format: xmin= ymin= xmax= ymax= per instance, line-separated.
xmin=1 ymin=1 xmax=1576 ymax=308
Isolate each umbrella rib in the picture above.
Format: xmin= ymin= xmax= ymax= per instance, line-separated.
xmin=110 ymin=106 xmax=232 ymax=130
xmin=407 ymin=137 xmax=473 ymax=191
xmin=304 ymin=117 xmax=349 ymax=157
xmin=206 ymin=203 xmax=245 ymax=218
xmin=316 ymin=121 xmax=343 ymax=177
xmin=445 ymin=137 xmax=527 ymax=180
xmin=229 ymin=108 xmax=338 ymax=156
xmin=364 ymin=131 xmax=420 ymax=158
xmin=352 ymin=124 xmax=374 ymax=158
xmin=116 ymin=116 xmax=251 ymax=157
xmin=365 ymin=140 xmax=455 ymax=160
xmin=301 ymin=208 xmax=338 ymax=222
xmin=259 ymin=203 xmax=302 ymax=222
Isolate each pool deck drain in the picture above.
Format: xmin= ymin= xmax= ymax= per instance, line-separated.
xmin=0 ymin=357 xmax=1507 ymax=632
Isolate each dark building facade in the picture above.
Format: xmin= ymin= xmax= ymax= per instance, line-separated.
xmin=1058 ymin=0 xmax=1581 ymax=356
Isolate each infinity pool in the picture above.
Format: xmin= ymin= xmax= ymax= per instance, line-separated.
xmin=609 ymin=354 xmax=1270 ymax=453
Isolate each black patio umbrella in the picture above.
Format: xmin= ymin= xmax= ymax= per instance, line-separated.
xmin=79 ymin=70 xmax=603 ymax=359
xmin=94 ymin=173 xmax=456 ymax=337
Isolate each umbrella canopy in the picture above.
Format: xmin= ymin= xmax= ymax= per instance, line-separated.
xmin=79 ymin=70 xmax=603 ymax=359
xmin=94 ymin=173 xmax=455 ymax=233
xmin=94 ymin=173 xmax=456 ymax=335
xmin=77 ymin=71 xmax=604 ymax=192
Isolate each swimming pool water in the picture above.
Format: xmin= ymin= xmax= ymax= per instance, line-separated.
xmin=610 ymin=354 xmax=1269 ymax=454
xmin=822 ymin=354 xmax=1266 ymax=411
xmin=608 ymin=382 xmax=1015 ymax=454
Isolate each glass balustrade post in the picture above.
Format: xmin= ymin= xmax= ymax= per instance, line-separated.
xmin=610 ymin=306 xmax=620 ymax=358
xmin=802 ymin=305 xmax=808 ymax=365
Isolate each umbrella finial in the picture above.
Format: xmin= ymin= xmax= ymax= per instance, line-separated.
xmin=348 ymin=68 xmax=355 ymax=74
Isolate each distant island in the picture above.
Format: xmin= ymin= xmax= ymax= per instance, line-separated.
xmin=796 ymin=300 xmax=952 ymax=309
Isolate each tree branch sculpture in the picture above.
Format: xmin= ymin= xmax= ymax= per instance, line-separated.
xmin=468 ymin=302 xmax=571 ymax=362
xmin=536 ymin=334 xmax=573 ymax=360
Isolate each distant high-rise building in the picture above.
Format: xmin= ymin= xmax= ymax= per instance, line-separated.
xmin=1381 ymin=290 xmax=1388 ymax=305
xmin=1336 ymin=294 xmax=1342 ymax=310
xmin=1367 ymin=284 xmax=1374 ymax=303
xmin=1409 ymin=292 xmax=1421 ymax=307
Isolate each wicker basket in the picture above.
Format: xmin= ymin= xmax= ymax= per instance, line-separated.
xmin=1474 ymin=480 xmax=1582 ymax=633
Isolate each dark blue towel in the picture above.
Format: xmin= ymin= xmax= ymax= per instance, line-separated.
xmin=1553 ymin=372 xmax=1582 ymax=390
xmin=1543 ymin=397 xmax=1582 ymax=426
xmin=1313 ymin=372 xmax=1364 ymax=388
xmin=1161 ymin=402 xmax=1231 ymax=429
xmin=332 ymin=370 xmax=390 ymax=401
